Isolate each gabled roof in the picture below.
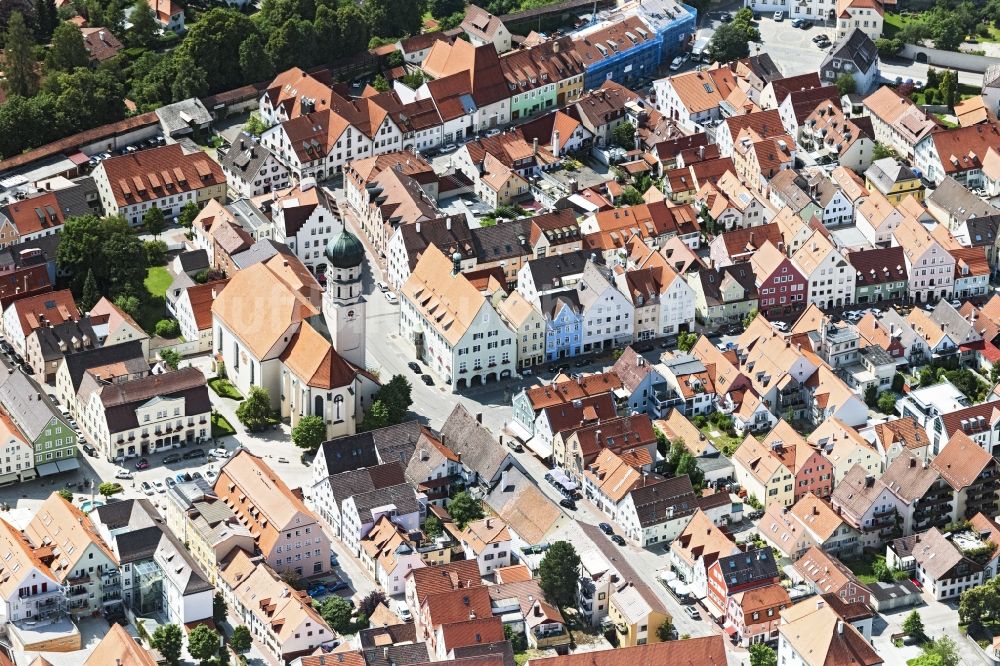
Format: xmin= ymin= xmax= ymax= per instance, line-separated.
xmin=527 ymin=637 xmax=727 ymax=666
xmin=822 ymin=28 xmax=878 ymax=74
xmin=932 ymin=430 xmax=994 ymax=491
xmin=84 ymin=624 xmax=156 ymax=666
xmin=441 ymin=404 xmax=511 ymax=483
xmin=97 ymin=143 xmax=223 ymax=207
xmin=778 ymin=597 xmax=882 ymax=666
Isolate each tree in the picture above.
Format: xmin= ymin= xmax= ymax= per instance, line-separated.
xmin=538 ymin=541 xmax=580 ymax=608
xmin=4 ymin=12 xmax=39 ymax=97
xmin=447 ymin=490 xmax=484 ymax=528
xmin=834 ymin=72 xmax=857 ymax=96
xmin=244 ymin=113 xmax=267 ymax=137
xmin=926 ymin=67 xmax=940 ymax=90
xmin=151 ymin=624 xmax=183 ymax=666
xmin=128 ymin=0 xmax=158 ymax=47
xmin=213 ymin=592 xmax=227 ymax=624
xmin=358 ymin=590 xmax=387 ymax=618
xmin=46 ymin=21 xmax=89 ymax=72
xmin=374 ymin=375 xmax=413 ymax=424
xmin=238 ymin=32 xmax=273 ymax=84
xmin=144 ymin=239 xmax=167 ymax=265
xmin=362 ymin=0 xmax=425 ymax=38
xmin=35 ymin=0 xmax=57 ymax=40
xmin=159 ymin=348 xmax=180 ymax=370
xmin=98 ymin=482 xmax=123 ymax=497
xmin=58 ymin=214 xmax=148 ymax=297
xmin=708 ymin=18 xmax=759 ymax=64
xmin=57 ymin=488 xmax=73 ymax=501
xmin=372 ymin=73 xmax=389 ymax=92
xmin=143 ymin=206 xmax=165 ymax=237
xmin=992 ymin=359 xmax=1000 ymax=386
xmin=748 ymin=644 xmax=777 ymax=666
xmin=80 ymin=268 xmax=100 ymax=312
xmin=939 ymin=69 xmax=958 ymax=108
xmin=931 ymin=14 xmax=964 ymax=52
xmin=292 ymin=415 xmax=326 ymax=454
xmin=742 ymin=308 xmax=758 ymax=329
xmin=863 ymin=384 xmax=877 ymax=408
xmin=918 ymin=637 xmax=960 ymax=666
xmin=316 ymin=595 xmax=355 ymax=633
xmin=229 ymin=625 xmax=251 ymax=654
xmin=675 ymin=454 xmax=705 ymax=491
xmin=677 ymin=331 xmax=697 ymax=352
xmin=155 ymin=319 xmax=180 ymax=338
xmin=902 ymin=610 xmax=925 ymax=639
xmin=424 ymin=514 xmax=443 ymax=539
xmin=178 ymin=202 xmax=200 ymax=228
xmin=871 ymin=143 xmax=897 ymax=161
xmin=875 ymin=37 xmax=903 ymax=56
xmin=428 ymin=0 xmax=464 ymax=18
xmin=236 ymin=386 xmax=272 ymax=431
xmin=187 ymin=624 xmax=220 ymax=665
xmin=877 ymin=391 xmax=897 ymax=415
xmin=612 ymin=121 xmax=635 ymax=150
xmin=655 ymin=618 xmax=675 ymax=642
xmin=114 ymin=294 xmax=141 ymax=320
xmin=360 ymin=399 xmax=390 ymax=431
xmin=617 ymin=186 xmax=644 ymax=207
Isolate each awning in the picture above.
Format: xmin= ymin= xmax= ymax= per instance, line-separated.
xmin=36 ymin=463 xmax=59 ymax=476
xmin=524 ymin=436 xmax=553 ymax=460
xmin=724 ymin=624 xmax=737 ymax=636
xmin=56 ymin=458 xmax=81 ymax=473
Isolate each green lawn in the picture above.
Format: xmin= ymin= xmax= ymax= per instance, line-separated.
xmin=842 ymin=557 xmax=879 ymax=585
xmin=211 ymin=413 xmax=236 ymax=438
xmin=883 ymin=12 xmax=920 ymax=39
xmin=208 ymin=377 xmax=244 ymax=400
xmin=700 ymin=426 xmax=742 ymax=457
xmin=138 ymin=266 xmax=172 ymax=334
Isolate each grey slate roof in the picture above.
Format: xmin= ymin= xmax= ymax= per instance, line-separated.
xmin=319 ymin=420 xmax=421 ymax=476
xmin=230 ymin=239 xmax=296 ymax=270
xmin=440 ymin=404 xmax=512 ymax=484
xmin=471 ymin=219 xmax=531 ymax=264
xmin=398 ymin=215 xmax=476 ymax=270
xmin=0 ymin=359 xmax=68 ymax=441
xmin=219 ymin=134 xmax=279 ymax=182
xmin=523 ymin=250 xmax=594 ymax=293
xmin=29 ymin=317 xmax=100 ymax=363
xmin=327 ymin=461 xmax=408 ymax=505
xmin=691 ymin=264 xmax=757 ymax=308
xmin=865 ymin=158 xmax=916 ymax=195
xmin=538 ymin=288 xmax=581 ymax=320
xmin=576 ymin=261 xmax=616 ymax=310
xmin=821 ymin=28 xmax=878 ymax=77
xmin=176 ymin=249 xmax=209 ymax=274
xmin=155 ymin=98 xmax=212 ymax=137
xmin=927 ymin=176 xmax=1000 ymax=222
xmin=627 ymin=475 xmax=697 ymax=528
xmin=61 ymin=340 xmax=147 ymax=393
xmin=352 ymin=482 xmax=420 ymax=522
xmin=715 ymin=548 xmax=778 ymax=587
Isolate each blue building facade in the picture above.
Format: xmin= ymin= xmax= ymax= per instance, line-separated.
xmin=575 ymin=1 xmax=697 ymax=90
xmin=542 ymin=290 xmax=583 ymax=361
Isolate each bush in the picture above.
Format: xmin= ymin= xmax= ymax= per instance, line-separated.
xmin=155 ymin=319 xmax=181 ymax=338
xmin=144 ymin=239 xmax=168 ymax=265
xmin=923 ymin=87 xmax=938 ymax=104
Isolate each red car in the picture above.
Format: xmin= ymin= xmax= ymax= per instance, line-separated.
xmin=135 ymin=458 xmax=150 ymax=470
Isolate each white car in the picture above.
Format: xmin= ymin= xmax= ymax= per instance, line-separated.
xmin=485 ymin=128 xmax=501 ymax=138
xmin=773 ymin=321 xmax=789 ymax=332
xmin=115 ymin=470 xmax=134 ymax=480
xmin=140 ymin=481 xmax=154 ymax=496
xmin=153 ymin=480 xmax=165 ymax=493
xmin=376 ymin=281 xmax=388 ymax=293
xmin=669 ymin=54 xmax=688 ymax=71
xmin=209 ymin=448 xmax=230 ymax=459
xmin=205 ymin=469 xmax=218 ymax=481
xmin=384 ymin=292 xmax=398 ymax=305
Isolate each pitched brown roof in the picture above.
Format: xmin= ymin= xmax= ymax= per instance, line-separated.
xmin=931 ymin=430 xmax=994 ymax=491
xmin=98 ymin=143 xmax=224 ymax=208
xmin=527 ymin=637 xmax=727 ymax=666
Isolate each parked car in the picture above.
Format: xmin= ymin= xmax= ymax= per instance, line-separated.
xmin=599 ymin=522 xmax=614 ymax=535
xmin=183 ymin=448 xmax=205 ymax=460
xmin=162 ymin=454 xmax=181 ymax=464
xmin=773 ymin=10 xmax=783 ymax=20
xmin=791 ymin=17 xmax=810 ymax=28
xmin=328 ymin=580 xmax=349 ymax=593
xmin=610 ymin=535 xmax=626 ymax=546
xmin=205 ymin=469 xmax=218 ymax=481
xmin=559 ymin=498 xmax=577 ymax=510
xmin=384 ymin=292 xmax=398 ymax=304
xmin=135 ymin=458 xmax=150 ymax=470
xmin=115 ymin=469 xmax=134 ymax=480
xmin=506 ymin=440 xmax=523 ymax=452
xmin=140 ymin=481 xmax=154 ymax=496
xmin=208 ymin=448 xmax=229 ymax=459
xmin=376 ymin=281 xmax=388 ymax=292
xmin=685 ymin=605 xmax=701 ymax=620
xmin=484 ymin=128 xmax=502 ymax=138
xmin=772 ymin=321 xmax=789 ymax=332
xmin=165 ymin=477 xmax=177 ymax=488
xmin=192 ymin=472 xmax=204 ymax=480
xmin=153 ymin=480 xmax=165 ymax=492
xmin=669 ymin=54 xmax=688 ymax=71
xmin=441 ymin=143 xmax=457 ymax=153
xmin=82 ymin=443 xmax=97 ymax=457
xmin=812 ymin=33 xmax=829 ymax=44
xmin=719 ymin=11 xmax=732 ymax=20
xmin=330 ymin=554 xmax=339 ymax=567
xmin=407 ymin=361 xmax=422 ymax=373
xmin=421 ymin=374 xmax=434 ymax=386
xmin=175 ymin=473 xmax=191 ymax=483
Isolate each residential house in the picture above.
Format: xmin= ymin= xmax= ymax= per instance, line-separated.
xmin=709 ymin=223 xmax=783 ymax=268
xmin=0 ymin=365 xmax=76 ymax=478
xmin=705 ymin=548 xmax=779 ymax=619
xmin=669 ymin=510 xmax=740 ymax=601
xmin=847 ymin=246 xmax=908 ymax=304
xmin=835 ymin=0 xmax=884 ymax=40
xmin=2 ymin=289 xmax=80 ymax=357
xmin=777 ymin=596 xmax=883 ymax=666
xmin=931 ymin=430 xmax=1000 ymax=522
xmin=219 ymin=550 xmax=336 ymax=662
xmin=726 ymin=583 xmax=791 ymax=647
xmin=173 ymin=279 xmax=229 ymax=354
xmin=577 ymin=261 xmax=634 ymax=353
xmin=459 ymin=517 xmax=512 ymax=576
xmin=807 ymin=416 xmax=879 ymax=485
xmin=759 ymin=494 xmax=861 ymax=560
xmin=24 ymin=493 xmax=118 ymax=617
xmin=886 ymin=527 xmax=984 ymax=599
xmin=554 ymin=414 xmax=656 ymax=478
xmin=215 ymin=450 xmax=331 ymax=577
xmin=219 ymin=133 xmax=292 ymax=198
xmin=686 ymin=264 xmax=759 ymax=325
xmin=798 ymin=101 xmax=875 ymax=173
xmin=792 ymin=230 xmax=856 ymax=309
xmin=461 ymin=5 xmax=512 ymax=53
xmin=915 ymin=122 xmax=1000 ymax=188
xmin=359 ymin=515 xmax=426 ymax=596
xmin=891 ymin=215 xmax=955 ymax=303
xmin=749 ymin=241 xmax=808 ymax=319
xmin=497 ymin=292 xmax=546 ymax=370
xmin=732 ymin=433 xmax=795 ymax=508
xmin=654 ymin=67 xmax=736 ymax=133
xmin=869 ymin=416 xmax=932 ymax=466
xmin=0 ymin=518 xmax=63 ymax=625
xmin=862 ymin=86 xmax=937 ymax=162
xmin=255 ymin=182 xmax=341 ymax=273
xmin=820 ymin=28 xmax=880 ymax=94
xmin=80 ymin=367 xmax=212 ymax=461
xmin=865 ymin=158 xmax=923 ymax=204
xmin=830 ymin=463 xmax=908 ymax=549
xmin=794 ymin=546 xmax=871 ymax=606
xmin=92 ymin=144 xmax=225 ymax=225
xmin=617 ymin=474 xmax=701 ymax=547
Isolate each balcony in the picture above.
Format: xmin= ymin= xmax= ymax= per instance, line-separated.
xmin=66 ymin=586 xmax=88 ymax=599
xmin=67 ymin=572 xmax=90 ymax=585
xmin=532 ymin=625 xmax=571 ymax=649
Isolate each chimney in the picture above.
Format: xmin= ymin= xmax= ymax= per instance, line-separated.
xmin=532 ymin=138 xmax=538 ymax=156
xmin=476 ymin=412 xmax=483 ymax=424
xmin=446 ymin=217 xmax=452 ymax=231
xmin=416 ymin=221 xmax=421 ymax=233
xmin=837 ymin=620 xmax=844 ymax=634
xmin=551 ymin=129 xmax=561 ymax=158
xmin=816 ymin=599 xmax=824 ymax=609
